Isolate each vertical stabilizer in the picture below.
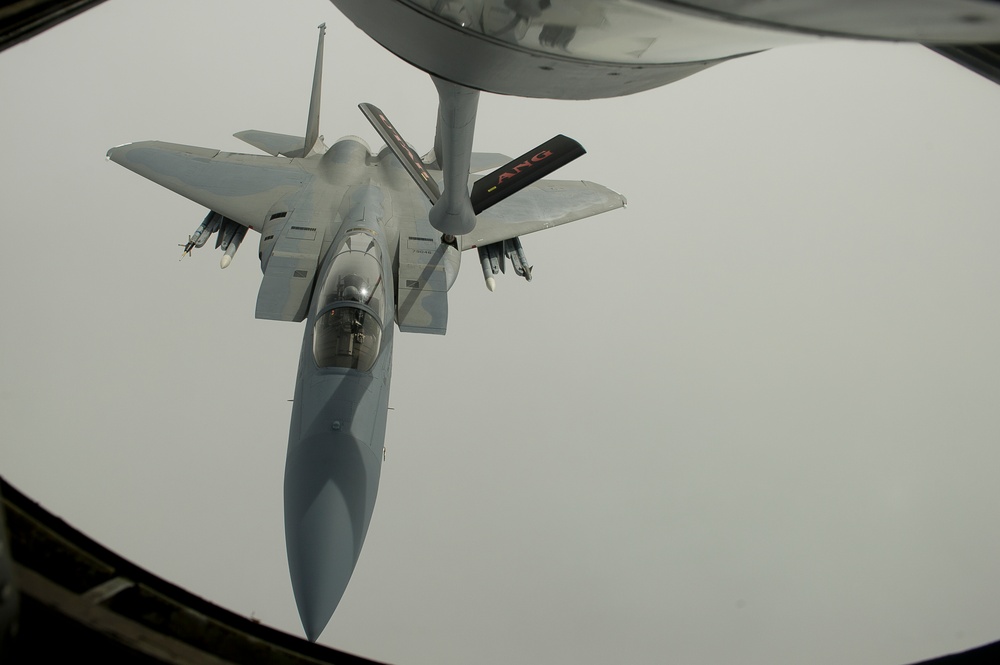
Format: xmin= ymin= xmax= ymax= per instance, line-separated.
xmin=302 ymin=23 xmax=326 ymax=156
xmin=232 ymin=23 xmax=328 ymax=158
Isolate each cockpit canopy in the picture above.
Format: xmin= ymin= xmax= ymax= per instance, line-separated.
xmin=313 ymin=232 xmax=386 ymax=372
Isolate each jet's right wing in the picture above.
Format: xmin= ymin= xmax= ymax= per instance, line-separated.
xmin=463 ymin=179 xmax=626 ymax=249
xmin=106 ymin=141 xmax=310 ymax=230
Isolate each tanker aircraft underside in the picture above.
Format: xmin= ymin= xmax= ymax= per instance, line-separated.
xmin=329 ymin=0 xmax=1000 ymax=99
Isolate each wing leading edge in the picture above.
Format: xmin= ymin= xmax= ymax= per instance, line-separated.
xmin=106 ymin=141 xmax=310 ymax=230
xmin=463 ymin=179 xmax=626 ymax=249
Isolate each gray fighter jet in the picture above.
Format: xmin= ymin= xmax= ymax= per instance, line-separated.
xmin=107 ymin=24 xmax=624 ymax=641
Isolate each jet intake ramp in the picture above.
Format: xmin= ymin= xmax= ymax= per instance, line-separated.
xmin=396 ymin=218 xmax=457 ymax=335
xmin=256 ymin=208 xmax=327 ymax=322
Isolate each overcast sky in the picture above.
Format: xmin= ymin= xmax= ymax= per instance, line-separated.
xmin=3 ymin=2 xmax=1000 ymax=664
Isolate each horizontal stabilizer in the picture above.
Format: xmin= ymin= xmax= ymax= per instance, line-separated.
xmin=235 ymin=130 xmax=327 ymax=157
xmin=471 ymin=135 xmax=586 ymax=214
xmin=414 ymin=151 xmax=510 ymax=173
xmin=359 ymin=102 xmax=441 ymax=203
xmin=465 ymin=179 xmax=625 ymax=249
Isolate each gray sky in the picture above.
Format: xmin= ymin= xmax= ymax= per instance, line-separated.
xmin=3 ymin=2 xmax=1000 ymax=664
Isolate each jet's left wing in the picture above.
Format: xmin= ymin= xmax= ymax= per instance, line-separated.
xmin=106 ymin=141 xmax=310 ymax=230
xmin=462 ymin=179 xmax=626 ymax=249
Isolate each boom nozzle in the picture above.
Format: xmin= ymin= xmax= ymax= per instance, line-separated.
xmin=429 ymin=76 xmax=480 ymax=235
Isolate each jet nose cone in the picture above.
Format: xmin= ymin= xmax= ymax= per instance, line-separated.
xmin=284 ymin=433 xmax=380 ymax=641
xmin=287 ymin=481 xmax=358 ymax=641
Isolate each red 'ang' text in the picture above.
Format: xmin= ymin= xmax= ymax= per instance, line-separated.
xmin=496 ymin=150 xmax=555 ymax=184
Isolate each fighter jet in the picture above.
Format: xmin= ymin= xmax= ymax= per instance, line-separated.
xmin=106 ymin=24 xmax=624 ymax=641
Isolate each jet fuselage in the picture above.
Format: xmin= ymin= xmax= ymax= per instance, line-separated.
xmin=278 ymin=141 xmax=428 ymax=639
